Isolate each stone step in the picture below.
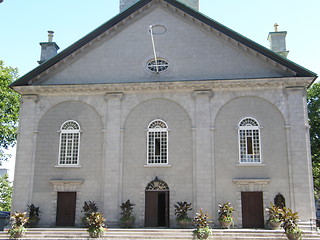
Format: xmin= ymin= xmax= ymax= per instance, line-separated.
xmin=0 ymin=228 xmax=319 ymax=240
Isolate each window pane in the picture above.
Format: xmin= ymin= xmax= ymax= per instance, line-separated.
xmin=147 ymin=120 xmax=168 ymax=164
xmin=155 ymin=138 xmax=161 ymax=156
xmin=246 ymin=136 xmax=253 ymax=154
xmin=238 ymin=118 xmax=261 ymax=163
xmin=59 ymin=121 xmax=80 ymax=165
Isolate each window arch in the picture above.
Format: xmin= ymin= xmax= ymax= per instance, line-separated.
xmin=238 ymin=117 xmax=261 ymax=163
xmin=58 ymin=120 xmax=81 ymax=165
xmin=147 ymin=119 xmax=168 ymax=164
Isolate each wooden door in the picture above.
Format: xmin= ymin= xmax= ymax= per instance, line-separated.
xmin=56 ymin=192 xmax=76 ymax=226
xmin=241 ymin=192 xmax=264 ymax=228
xmin=145 ymin=191 xmax=158 ymax=227
xmin=145 ymin=191 xmax=169 ymax=227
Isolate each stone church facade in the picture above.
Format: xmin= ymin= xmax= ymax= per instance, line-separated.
xmin=10 ymin=0 xmax=317 ymax=228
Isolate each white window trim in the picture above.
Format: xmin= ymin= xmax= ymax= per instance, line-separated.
xmin=147 ymin=119 xmax=169 ymax=165
xmin=58 ymin=120 xmax=81 ymax=167
xmin=238 ymin=117 xmax=262 ymax=164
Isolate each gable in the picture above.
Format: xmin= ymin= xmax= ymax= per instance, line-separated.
xmin=11 ymin=0 xmax=317 ymax=87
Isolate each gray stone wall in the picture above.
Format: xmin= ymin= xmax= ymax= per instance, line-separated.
xmin=11 ymin=84 xmax=316 ymax=227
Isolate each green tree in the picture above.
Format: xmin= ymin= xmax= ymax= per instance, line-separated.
xmin=0 ymin=174 xmax=12 ymax=211
xmin=307 ymin=82 xmax=320 ymax=199
xmin=0 ymin=60 xmax=20 ymax=164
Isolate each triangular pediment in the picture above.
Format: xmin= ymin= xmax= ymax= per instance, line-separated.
xmin=11 ymin=0 xmax=317 ymax=87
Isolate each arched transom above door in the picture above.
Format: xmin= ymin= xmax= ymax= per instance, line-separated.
xmin=146 ymin=177 xmax=169 ymax=191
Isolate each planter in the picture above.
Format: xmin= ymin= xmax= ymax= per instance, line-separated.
xmin=120 ymin=218 xmax=135 ymax=228
xmin=285 ymin=232 xmax=301 ymax=240
xmin=27 ymin=217 xmax=40 ymax=228
xmin=177 ymin=219 xmax=192 ymax=229
xmin=196 ymin=232 xmax=209 ymax=239
xmin=219 ymin=220 xmax=232 ymax=229
xmin=10 ymin=231 xmax=25 ymax=238
xmin=268 ymin=221 xmax=281 ymax=230
xmin=89 ymin=231 xmax=104 ymax=238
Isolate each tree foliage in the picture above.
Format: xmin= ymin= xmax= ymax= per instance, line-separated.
xmin=307 ymin=82 xmax=320 ymax=198
xmin=0 ymin=174 xmax=12 ymax=211
xmin=0 ymin=60 xmax=20 ymax=163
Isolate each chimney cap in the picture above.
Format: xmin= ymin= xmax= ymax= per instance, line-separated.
xmin=274 ymin=23 xmax=279 ymax=32
xmin=48 ymin=30 xmax=54 ymax=42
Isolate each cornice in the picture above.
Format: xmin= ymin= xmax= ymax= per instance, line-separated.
xmin=12 ymin=77 xmax=313 ymax=95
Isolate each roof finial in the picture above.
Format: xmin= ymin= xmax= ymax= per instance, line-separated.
xmin=48 ymin=30 xmax=54 ymax=42
xmin=274 ymin=23 xmax=279 ymax=32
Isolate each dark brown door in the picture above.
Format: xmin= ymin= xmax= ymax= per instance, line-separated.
xmin=56 ymin=192 xmax=76 ymax=226
xmin=241 ymin=192 xmax=264 ymax=228
xmin=145 ymin=191 xmax=169 ymax=227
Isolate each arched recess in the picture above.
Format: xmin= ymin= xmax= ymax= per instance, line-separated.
xmin=122 ymin=98 xmax=192 ymax=227
xmin=145 ymin=177 xmax=170 ymax=227
xmin=33 ymin=101 xmax=104 ymax=226
xmin=213 ymin=96 xmax=289 ymax=227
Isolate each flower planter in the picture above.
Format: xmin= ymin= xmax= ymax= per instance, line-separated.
xmin=120 ymin=218 xmax=135 ymax=228
xmin=177 ymin=219 xmax=192 ymax=229
xmin=268 ymin=221 xmax=281 ymax=230
xmin=89 ymin=231 xmax=104 ymax=238
xmin=285 ymin=232 xmax=301 ymax=240
xmin=11 ymin=232 xmax=24 ymax=238
xmin=196 ymin=231 xmax=209 ymax=239
xmin=219 ymin=220 xmax=232 ymax=229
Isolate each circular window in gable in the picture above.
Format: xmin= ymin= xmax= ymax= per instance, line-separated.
xmin=147 ymin=58 xmax=169 ymax=73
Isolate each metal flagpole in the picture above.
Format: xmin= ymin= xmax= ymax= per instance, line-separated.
xmin=149 ymin=25 xmax=159 ymax=73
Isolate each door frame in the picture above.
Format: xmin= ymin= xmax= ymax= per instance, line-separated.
xmin=232 ymin=178 xmax=270 ymax=228
xmin=145 ymin=178 xmax=170 ymax=227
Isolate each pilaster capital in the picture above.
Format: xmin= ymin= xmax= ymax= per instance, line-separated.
xmin=285 ymin=86 xmax=307 ymax=96
xmin=104 ymin=92 xmax=124 ymax=101
xmin=192 ymin=90 xmax=214 ymax=99
xmin=20 ymin=94 xmax=39 ymax=103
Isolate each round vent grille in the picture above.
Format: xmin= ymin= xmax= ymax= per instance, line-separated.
xmin=147 ymin=58 xmax=169 ymax=73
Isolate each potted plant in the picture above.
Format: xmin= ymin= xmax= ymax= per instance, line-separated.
xmin=119 ymin=199 xmax=135 ymax=228
xmin=26 ymin=204 xmax=40 ymax=227
xmin=7 ymin=212 xmax=29 ymax=238
xmin=174 ymin=201 xmax=192 ymax=228
xmin=265 ymin=202 xmax=282 ymax=230
xmin=81 ymin=201 xmax=99 ymax=227
xmin=279 ymin=207 xmax=302 ymax=240
xmin=86 ymin=212 xmax=107 ymax=238
xmin=218 ymin=202 xmax=234 ymax=229
xmin=193 ymin=209 xmax=212 ymax=240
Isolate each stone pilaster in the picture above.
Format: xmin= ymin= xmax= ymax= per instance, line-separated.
xmin=102 ymin=93 xmax=124 ymax=223
xmin=192 ymin=90 xmax=213 ymax=212
xmin=285 ymin=87 xmax=315 ymax=221
xmin=11 ymin=94 xmax=39 ymax=212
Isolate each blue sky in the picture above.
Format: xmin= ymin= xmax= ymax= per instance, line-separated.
xmin=0 ymin=0 xmax=319 ymax=179
xmin=0 ymin=0 xmax=319 ymax=77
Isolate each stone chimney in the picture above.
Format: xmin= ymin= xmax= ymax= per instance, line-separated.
xmin=267 ymin=23 xmax=289 ymax=58
xmin=38 ymin=31 xmax=60 ymax=64
xmin=119 ymin=0 xmax=199 ymax=12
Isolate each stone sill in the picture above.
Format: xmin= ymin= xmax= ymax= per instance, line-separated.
xmin=144 ymin=164 xmax=172 ymax=168
xmin=236 ymin=163 xmax=265 ymax=167
xmin=54 ymin=165 xmax=82 ymax=168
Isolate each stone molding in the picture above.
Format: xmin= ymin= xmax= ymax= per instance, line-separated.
xmin=192 ymin=90 xmax=214 ymax=98
xmin=13 ymin=77 xmax=313 ymax=95
xmin=20 ymin=94 xmax=39 ymax=103
xmin=104 ymin=92 xmax=124 ymax=101
xmin=49 ymin=179 xmax=84 ymax=192
xmin=233 ymin=178 xmax=271 ymax=192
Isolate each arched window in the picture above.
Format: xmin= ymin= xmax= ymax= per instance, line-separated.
xmin=147 ymin=119 xmax=168 ymax=164
xmin=58 ymin=120 xmax=81 ymax=165
xmin=238 ymin=118 xmax=261 ymax=163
